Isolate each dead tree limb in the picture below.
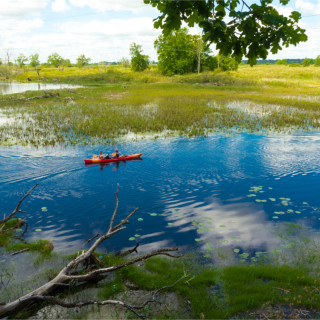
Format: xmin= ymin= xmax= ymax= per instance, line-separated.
xmin=0 ymin=185 xmax=181 ymax=318
xmin=0 ymin=184 xmax=38 ymax=225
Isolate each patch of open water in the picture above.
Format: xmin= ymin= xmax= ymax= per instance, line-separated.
xmin=0 ymin=81 xmax=81 ymax=95
xmin=0 ymin=133 xmax=320 ymax=262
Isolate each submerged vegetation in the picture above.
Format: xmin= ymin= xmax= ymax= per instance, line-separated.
xmin=1 ymin=64 xmax=320 ymax=147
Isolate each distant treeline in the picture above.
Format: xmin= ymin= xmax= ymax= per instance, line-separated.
xmin=242 ymin=59 xmax=316 ymax=65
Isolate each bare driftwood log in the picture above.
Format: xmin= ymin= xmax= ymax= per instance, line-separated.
xmin=0 ymin=185 xmax=183 ymax=318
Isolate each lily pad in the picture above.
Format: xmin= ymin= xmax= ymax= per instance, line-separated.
xmin=134 ymin=234 xmax=140 ymax=238
xmin=234 ymin=248 xmax=240 ymax=253
xmin=272 ymin=216 xmax=279 ymax=219
xmin=171 ymin=210 xmax=177 ymax=213
xmin=287 ymin=209 xmax=294 ymax=213
xmin=250 ymin=186 xmax=262 ymax=192
xmin=239 ymin=252 xmax=249 ymax=259
xmin=247 ymin=194 xmax=257 ymax=197
xmin=178 ymin=214 xmax=184 ymax=217
xmin=274 ymin=211 xmax=285 ymax=215
xmin=129 ymin=237 xmax=135 ymax=241
xmin=206 ymin=247 xmax=213 ymax=252
xmin=137 ymin=218 xmax=143 ymax=221
xmin=41 ymin=207 xmax=48 ymax=212
xmin=168 ymin=223 xmax=173 ymax=226
xmin=269 ymin=249 xmax=282 ymax=254
xmin=295 ymin=211 xmax=301 ymax=214
xmin=203 ymin=254 xmax=211 ymax=258
xmin=150 ymin=213 xmax=157 ymax=216
xmin=35 ymin=229 xmax=42 ymax=232
xmin=195 ymin=238 xmax=201 ymax=242
xmin=281 ymin=200 xmax=289 ymax=206
xmin=303 ymin=202 xmax=308 ymax=205
xmin=269 ymin=198 xmax=276 ymax=202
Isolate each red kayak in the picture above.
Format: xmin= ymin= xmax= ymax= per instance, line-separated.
xmin=84 ymin=153 xmax=143 ymax=164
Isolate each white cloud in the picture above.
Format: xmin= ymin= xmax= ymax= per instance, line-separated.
xmin=0 ymin=18 xmax=43 ymax=36
xmin=51 ymin=0 xmax=71 ymax=12
xmin=295 ymin=0 xmax=320 ymax=14
xmin=0 ymin=17 xmax=161 ymax=62
xmin=60 ymin=17 xmax=158 ymax=36
xmin=272 ymin=5 xmax=295 ymax=17
xmin=68 ymin=0 xmax=148 ymax=13
xmin=0 ymin=0 xmax=49 ymax=18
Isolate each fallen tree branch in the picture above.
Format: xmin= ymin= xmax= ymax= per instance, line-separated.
xmin=0 ymin=184 xmax=38 ymax=225
xmin=117 ymin=243 xmax=140 ymax=257
xmin=16 ymin=271 xmax=190 ymax=319
xmin=0 ymin=185 xmax=181 ymax=318
xmin=87 ymin=233 xmax=100 ymax=243
xmin=10 ymin=248 xmax=30 ymax=256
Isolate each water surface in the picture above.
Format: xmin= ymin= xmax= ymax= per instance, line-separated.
xmin=0 ymin=133 xmax=320 ymax=261
xmin=0 ymin=81 xmax=81 ymax=95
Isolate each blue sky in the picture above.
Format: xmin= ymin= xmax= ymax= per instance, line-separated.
xmin=0 ymin=0 xmax=319 ymax=64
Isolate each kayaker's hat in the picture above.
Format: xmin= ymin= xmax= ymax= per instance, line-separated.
xmin=115 ymin=148 xmax=119 ymax=152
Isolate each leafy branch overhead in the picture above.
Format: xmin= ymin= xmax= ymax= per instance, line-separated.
xmin=144 ymin=0 xmax=307 ymax=65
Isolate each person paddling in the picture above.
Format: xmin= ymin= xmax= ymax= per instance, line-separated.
xmin=113 ymin=148 xmax=121 ymax=158
xmin=98 ymin=151 xmax=110 ymax=159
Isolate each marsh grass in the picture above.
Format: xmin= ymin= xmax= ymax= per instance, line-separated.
xmin=1 ymin=65 xmax=320 ymax=146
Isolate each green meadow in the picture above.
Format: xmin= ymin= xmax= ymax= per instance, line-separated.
xmin=1 ymin=64 xmax=320 ymax=146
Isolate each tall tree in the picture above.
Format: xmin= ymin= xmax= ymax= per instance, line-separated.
xmin=29 ymin=53 xmax=40 ymax=70
xmin=130 ymin=43 xmax=149 ymax=72
xmin=47 ymin=53 xmax=63 ymax=68
xmin=155 ymin=28 xmax=199 ymax=75
xmin=302 ymin=58 xmax=314 ymax=67
xmin=76 ymin=54 xmax=91 ymax=68
xmin=144 ymin=0 xmax=307 ymax=65
xmin=16 ymin=53 xmax=28 ymax=68
xmin=119 ymin=57 xmax=130 ymax=68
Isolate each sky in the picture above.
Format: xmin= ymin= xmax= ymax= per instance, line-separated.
xmin=0 ymin=0 xmax=320 ymax=64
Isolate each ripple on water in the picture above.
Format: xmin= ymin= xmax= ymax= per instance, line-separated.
xmin=1 ymin=133 xmax=320 ymax=262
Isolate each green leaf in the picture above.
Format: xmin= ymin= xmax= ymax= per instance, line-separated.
xmin=290 ymin=11 xmax=301 ymax=22
xmin=129 ymin=237 xmax=135 ymax=241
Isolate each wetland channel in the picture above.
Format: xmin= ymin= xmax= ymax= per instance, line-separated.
xmin=1 ymin=133 xmax=320 ymax=262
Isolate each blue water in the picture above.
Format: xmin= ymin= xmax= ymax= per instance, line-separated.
xmin=1 ymin=133 xmax=320 ymax=259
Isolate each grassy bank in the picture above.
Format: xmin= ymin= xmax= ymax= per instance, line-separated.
xmin=1 ymin=64 xmax=320 ymax=147
xmin=5 ymin=251 xmax=320 ymax=319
